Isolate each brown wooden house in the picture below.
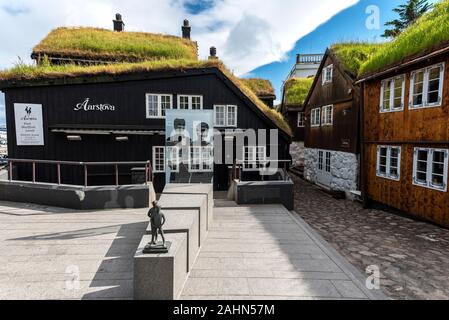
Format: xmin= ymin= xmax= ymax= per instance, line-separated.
xmin=302 ymin=44 xmax=380 ymax=197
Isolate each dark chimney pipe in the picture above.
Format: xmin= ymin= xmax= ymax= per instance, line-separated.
xmin=182 ymin=19 xmax=191 ymax=39
xmin=209 ymin=46 xmax=218 ymax=60
xmin=113 ymin=13 xmax=125 ymax=32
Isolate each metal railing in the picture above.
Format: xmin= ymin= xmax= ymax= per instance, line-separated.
xmin=230 ymin=159 xmax=292 ymax=182
xmin=6 ymin=159 xmax=154 ymax=187
xmin=296 ymin=54 xmax=324 ymax=64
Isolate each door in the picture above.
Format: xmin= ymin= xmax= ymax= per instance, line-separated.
xmin=316 ymin=150 xmax=332 ymax=188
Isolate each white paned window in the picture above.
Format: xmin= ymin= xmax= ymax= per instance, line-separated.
xmin=146 ymin=94 xmax=172 ymax=118
xmin=325 ymin=151 xmax=331 ymax=173
xmin=413 ymin=148 xmax=448 ymax=191
xmin=214 ymin=105 xmax=237 ymax=127
xmin=297 ymin=112 xmax=305 ymax=127
xmin=376 ymin=146 xmax=401 ymax=181
xmin=177 ymin=95 xmax=203 ymax=110
xmin=189 ymin=147 xmax=201 ymax=172
xmin=321 ymin=105 xmax=333 ymax=126
xmin=311 ymin=108 xmax=320 ymax=127
xmin=380 ymin=75 xmax=405 ymax=113
xmin=318 ymin=150 xmax=324 ymax=171
xmin=410 ymin=63 xmax=444 ymax=109
xmin=243 ymin=146 xmax=266 ymax=171
xmin=189 ymin=146 xmax=214 ymax=172
xmin=167 ymin=146 xmax=179 ymax=172
xmin=153 ymin=146 xmax=166 ymax=173
xmin=322 ymin=64 xmax=333 ymax=84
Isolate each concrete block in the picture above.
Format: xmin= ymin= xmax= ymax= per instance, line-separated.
xmin=235 ymin=180 xmax=294 ymax=210
xmin=134 ymin=234 xmax=188 ymax=300
xmin=158 ymin=193 xmax=208 ymax=245
xmin=146 ymin=210 xmax=200 ymax=271
xmin=163 ymin=184 xmax=213 ymax=229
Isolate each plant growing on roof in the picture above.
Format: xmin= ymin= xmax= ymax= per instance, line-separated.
xmin=382 ymin=0 xmax=433 ymax=38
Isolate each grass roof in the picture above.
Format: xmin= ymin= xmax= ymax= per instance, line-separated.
xmin=283 ymin=77 xmax=314 ymax=105
xmin=32 ymin=27 xmax=198 ymax=62
xmin=240 ymin=78 xmax=275 ymax=97
xmin=331 ymin=42 xmax=385 ymax=76
xmin=359 ymin=0 xmax=449 ymax=76
xmin=0 ymin=59 xmax=291 ymax=137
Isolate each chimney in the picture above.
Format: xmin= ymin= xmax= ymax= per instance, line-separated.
xmin=209 ymin=46 xmax=218 ymax=60
xmin=182 ymin=19 xmax=191 ymax=39
xmin=113 ymin=13 xmax=125 ymax=32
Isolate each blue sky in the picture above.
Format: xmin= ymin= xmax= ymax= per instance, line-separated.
xmin=0 ymin=0 xmax=438 ymax=125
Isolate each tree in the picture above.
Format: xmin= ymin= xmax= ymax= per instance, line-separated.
xmin=382 ymin=0 xmax=432 ymax=38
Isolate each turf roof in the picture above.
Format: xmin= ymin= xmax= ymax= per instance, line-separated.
xmin=283 ymin=77 xmax=314 ymax=106
xmin=240 ymin=78 xmax=275 ymax=97
xmin=32 ymin=27 xmax=198 ymax=62
xmin=359 ymin=0 xmax=449 ymax=76
xmin=331 ymin=42 xmax=385 ymax=76
xmin=0 ymin=59 xmax=292 ymax=137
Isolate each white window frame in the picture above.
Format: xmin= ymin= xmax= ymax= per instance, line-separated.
xmin=413 ymin=148 xmax=448 ymax=192
xmin=214 ymin=105 xmax=237 ymax=127
xmin=322 ymin=64 xmax=333 ymax=85
xmin=166 ymin=146 xmax=180 ymax=173
xmin=409 ymin=63 xmax=445 ymax=109
xmin=188 ymin=146 xmax=214 ymax=173
xmin=297 ymin=112 xmax=305 ymax=127
xmin=376 ymin=145 xmax=401 ymax=181
xmin=379 ymin=75 xmax=405 ymax=113
xmin=321 ymin=105 xmax=333 ymax=126
xmin=152 ymin=146 xmax=166 ymax=173
xmin=177 ymin=95 xmax=203 ymax=110
xmin=311 ymin=108 xmax=320 ymax=127
xmin=325 ymin=151 xmax=331 ymax=173
xmin=146 ymin=94 xmax=172 ymax=118
xmin=243 ymin=146 xmax=266 ymax=171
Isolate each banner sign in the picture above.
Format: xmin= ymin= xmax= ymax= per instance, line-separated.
xmin=14 ymin=103 xmax=44 ymax=146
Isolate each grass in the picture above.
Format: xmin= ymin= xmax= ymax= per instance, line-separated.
xmin=284 ymin=77 xmax=314 ymax=105
xmin=32 ymin=27 xmax=198 ymax=62
xmin=240 ymin=78 xmax=275 ymax=96
xmin=0 ymin=59 xmax=292 ymax=137
xmin=331 ymin=42 xmax=385 ymax=76
xmin=359 ymin=0 xmax=449 ymax=75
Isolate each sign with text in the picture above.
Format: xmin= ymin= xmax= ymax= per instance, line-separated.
xmin=14 ymin=103 xmax=44 ymax=146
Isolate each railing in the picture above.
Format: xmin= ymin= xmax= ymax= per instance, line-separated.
xmin=296 ymin=54 xmax=324 ymax=64
xmin=230 ymin=159 xmax=292 ymax=182
xmin=6 ymin=159 xmax=154 ymax=187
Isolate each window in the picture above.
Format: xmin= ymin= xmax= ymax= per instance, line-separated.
xmin=380 ymin=75 xmax=405 ymax=112
xmin=318 ymin=150 xmax=323 ymax=171
xmin=376 ymin=146 xmax=401 ymax=180
xmin=413 ymin=148 xmax=448 ymax=191
xmin=153 ymin=146 xmax=166 ymax=173
xmin=325 ymin=151 xmax=331 ymax=173
xmin=297 ymin=112 xmax=305 ymax=127
xmin=177 ymin=95 xmax=203 ymax=110
xmin=318 ymin=150 xmax=331 ymax=172
xmin=321 ymin=105 xmax=333 ymax=126
xmin=243 ymin=146 xmax=266 ymax=171
xmin=322 ymin=64 xmax=333 ymax=84
xmin=146 ymin=94 xmax=172 ymax=118
xmin=166 ymin=146 xmax=179 ymax=172
xmin=189 ymin=146 xmax=214 ymax=172
xmin=410 ymin=63 xmax=444 ymax=109
xmin=311 ymin=108 xmax=320 ymax=127
xmin=214 ymin=105 xmax=237 ymax=127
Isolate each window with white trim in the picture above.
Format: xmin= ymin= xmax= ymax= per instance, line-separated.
xmin=318 ymin=150 xmax=324 ymax=171
xmin=322 ymin=65 xmax=333 ymax=84
xmin=380 ymin=75 xmax=405 ymax=112
xmin=325 ymin=151 xmax=331 ymax=173
xmin=317 ymin=150 xmax=331 ymax=172
xmin=153 ymin=146 xmax=166 ymax=173
xmin=214 ymin=105 xmax=237 ymax=127
xmin=189 ymin=146 xmax=214 ymax=172
xmin=297 ymin=112 xmax=305 ymax=127
xmin=321 ymin=105 xmax=333 ymax=126
xmin=376 ymin=146 xmax=401 ymax=180
xmin=409 ymin=63 xmax=444 ymax=109
xmin=311 ymin=108 xmax=320 ymax=127
xmin=146 ymin=94 xmax=172 ymax=118
xmin=413 ymin=148 xmax=448 ymax=191
xmin=243 ymin=146 xmax=266 ymax=171
xmin=177 ymin=95 xmax=203 ymax=110
xmin=166 ymin=146 xmax=179 ymax=172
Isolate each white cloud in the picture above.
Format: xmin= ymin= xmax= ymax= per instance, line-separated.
xmin=0 ymin=0 xmax=358 ymax=75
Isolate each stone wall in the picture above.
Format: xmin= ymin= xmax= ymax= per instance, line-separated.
xmin=290 ymin=141 xmax=305 ymax=167
xmin=304 ymin=148 xmax=359 ymax=195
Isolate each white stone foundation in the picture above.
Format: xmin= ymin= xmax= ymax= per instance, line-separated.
xmin=290 ymin=141 xmax=305 ymax=167
xmin=304 ymin=148 xmax=359 ymax=196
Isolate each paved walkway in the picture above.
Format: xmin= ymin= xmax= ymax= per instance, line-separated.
xmin=292 ymin=175 xmax=449 ymax=300
xmin=180 ymin=200 xmax=385 ymax=300
xmin=0 ymin=201 xmax=147 ymax=300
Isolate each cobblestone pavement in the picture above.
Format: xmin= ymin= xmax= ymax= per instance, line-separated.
xmin=292 ymin=175 xmax=449 ymax=300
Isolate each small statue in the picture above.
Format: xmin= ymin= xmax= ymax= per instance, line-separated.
xmin=148 ymin=200 xmax=166 ymax=247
